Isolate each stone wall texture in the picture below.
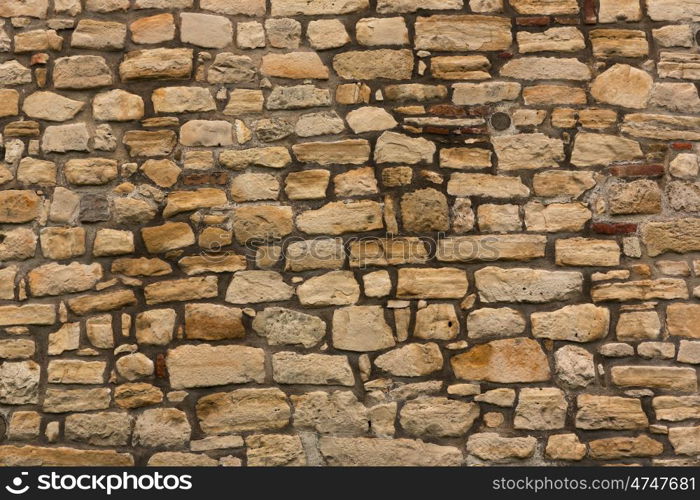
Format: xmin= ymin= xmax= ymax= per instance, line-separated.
xmin=0 ymin=0 xmax=699 ymax=467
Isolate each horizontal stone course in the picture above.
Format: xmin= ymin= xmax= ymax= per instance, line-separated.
xmin=0 ymin=0 xmax=697 ymax=468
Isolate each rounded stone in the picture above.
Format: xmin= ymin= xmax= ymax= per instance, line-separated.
xmin=490 ymin=112 xmax=511 ymax=131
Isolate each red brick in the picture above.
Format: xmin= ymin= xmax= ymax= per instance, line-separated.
xmin=672 ymin=142 xmax=693 ymax=151
xmin=156 ymin=353 xmax=167 ymax=379
xmin=592 ymin=222 xmax=638 ymax=235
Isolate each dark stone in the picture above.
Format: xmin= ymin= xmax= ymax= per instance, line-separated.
xmin=183 ymin=172 xmax=228 ymax=185
xmin=609 ymin=164 xmax=665 ymax=177
xmin=516 ymin=16 xmax=550 ymax=26
xmin=583 ymin=0 xmax=597 ymax=24
xmin=156 ymin=353 xmax=167 ymax=379
xmin=254 ymin=118 xmax=292 ymax=142
xmin=490 ymin=112 xmax=511 ymax=131
xmin=79 ymin=194 xmax=110 ymax=223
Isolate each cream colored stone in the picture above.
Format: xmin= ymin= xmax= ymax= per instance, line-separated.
xmin=272 ymin=352 xmax=354 ymax=386
xmin=517 ymin=27 xmax=585 ymax=53
xmin=261 ymin=52 xmax=329 ymax=79
xmin=332 ymin=305 xmax=395 ymax=352
xmin=298 ymin=271 xmax=360 ymax=306
xmin=332 ymin=49 xmax=414 ymax=80
xmin=532 ymin=304 xmax=609 ymax=342
xmin=375 ymin=343 xmax=443 ymax=376
xmin=356 ymin=17 xmax=408 ymax=46
xmin=225 ymin=271 xmax=293 ymax=304
xmin=307 ymin=19 xmax=350 ymax=50
xmin=130 ymin=13 xmax=175 ymax=44
xmin=501 ymin=57 xmax=590 ymax=80
xmin=591 ymin=64 xmax=652 ymax=109
xmin=168 ymin=344 xmax=265 ymax=390
xmin=475 ymin=267 xmax=582 ymax=303
xmin=452 ymin=82 xmax=520 ymax=105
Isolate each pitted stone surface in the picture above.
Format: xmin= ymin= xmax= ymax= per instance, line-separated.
xmin=0 ymin=0 xmax=697 ymax=468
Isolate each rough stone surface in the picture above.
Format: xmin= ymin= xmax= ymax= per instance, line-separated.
xmin=0 ymin=0 xmax=698 ymax=468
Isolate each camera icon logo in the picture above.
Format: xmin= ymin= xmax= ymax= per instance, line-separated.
xmin=5 ymin=472 xmax=29 ymax=495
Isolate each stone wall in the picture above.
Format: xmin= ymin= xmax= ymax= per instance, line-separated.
xmin=0 ymin=0 xmax=699 ymax=466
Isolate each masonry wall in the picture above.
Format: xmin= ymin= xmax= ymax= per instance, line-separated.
xmin=0 ymin=0 xmax=699 ymax=466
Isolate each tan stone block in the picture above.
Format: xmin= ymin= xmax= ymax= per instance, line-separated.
xmin=141 ymin=222 xmax=194 ymax=253
xmin=452 ymin=81 xmax=520 ymax=105
xmin=130 ymin=13 xmax=175 ymax=44
xmin=333 ymin=167 xmax=377 ymax=197
xmin=0 ymin=446 xmax=132 ymax=466
xmin=292 ymin=139 xmax=370 ymax=165
xmin=514 ymin=388 xmax=567 ymax=430
xmin=591 ymin=279 xmax=688 ymax=302
xmin=197 ymin=388 xmax=289 ymax=433
xmin=319 ymin=437 xmax=462 ymax=466
xmin=246 ymin=434 xmax=306 ymax=466
xmin=144 ymin=276 xmax=218 ymax=305
xmin=532 ymin=304 xmax=609 ymax=342
xmin=400 ymin=397 xmax=478 ymax=437
xmin=54 ymin=56 xmax=112 ymax=89
xmin=576 ymin=395 xmax=647 ymax=430
xmin=611 ymin=366 xmax=697 ymax=392
xmin=451 ymin=338 xmax=550 ymax=383
xmin=555 ymin=238 xmax=620 ymax=267
xmin=119 ymin=48 xmax=193 ymax=81
xmin=431 ymin=55 xmax=490 ymax=80
xmin=467 ymin=433 xmax=536 ymax=463
xmin=261 ymin=52 xmax=328 ymax=79
xmin=65 ymin=158 xmax=118 ymax=185
xmin=39 ymin=227 xmax=85 ymax=260
xmin=590 ymin=29 xmax=648 ymax=58
xmin=415 ymin=15 xmax=511 ymax=51
xmin=356 ymin=17 xmax=408 ymax=46
xmin=500 ymin=57 xmax=591 ymax=81
xmin=641 ymin=219 xmax=700 ymax=257
xmin=114 ymin=383 xmax=163 ymax=409
xmin=47 ymin=360 xmax=106 ymax=384
xmin=517 ymin=27 xmax=585 ymax=53
xmin=332 ymin=49 xmax=414 ymax=80
xmin=272 ymin=352 xmax=354 ymax=386
xmin=437 ymin=235 xmax=545 ymax=262
xmin=525 ymin=201 xmax=591 ymax=232
xmin=653 ymin=396 xmax=700 ymax=421
xmin=475 ymin=266 xmax=582 ymax=303
xmin=523 ymin=85 xmax=587 ymax=105
xmin=545 ymin=434 xmax=586 ymax=461
xmin=397 ymin=267 xmax=467 ymax=299
xmin=448 ymin=173 xmax=529 ymax=198
xmin=307 ymin=19 xmax=350 ymax=50
xmin=375 ymin=343 xmax=443 ymax=376
xmin=43 ymin=388 xmax=111 ymax=413
xmin=297 ymin=200 xmax=382 ymax=235
xmin=590 ymin=435 xmax=662 ymax=460
xmin=667 ymin=303 xmax=700 ymax=338
xmin=332 ymin=305 xmax=395 ymax=352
